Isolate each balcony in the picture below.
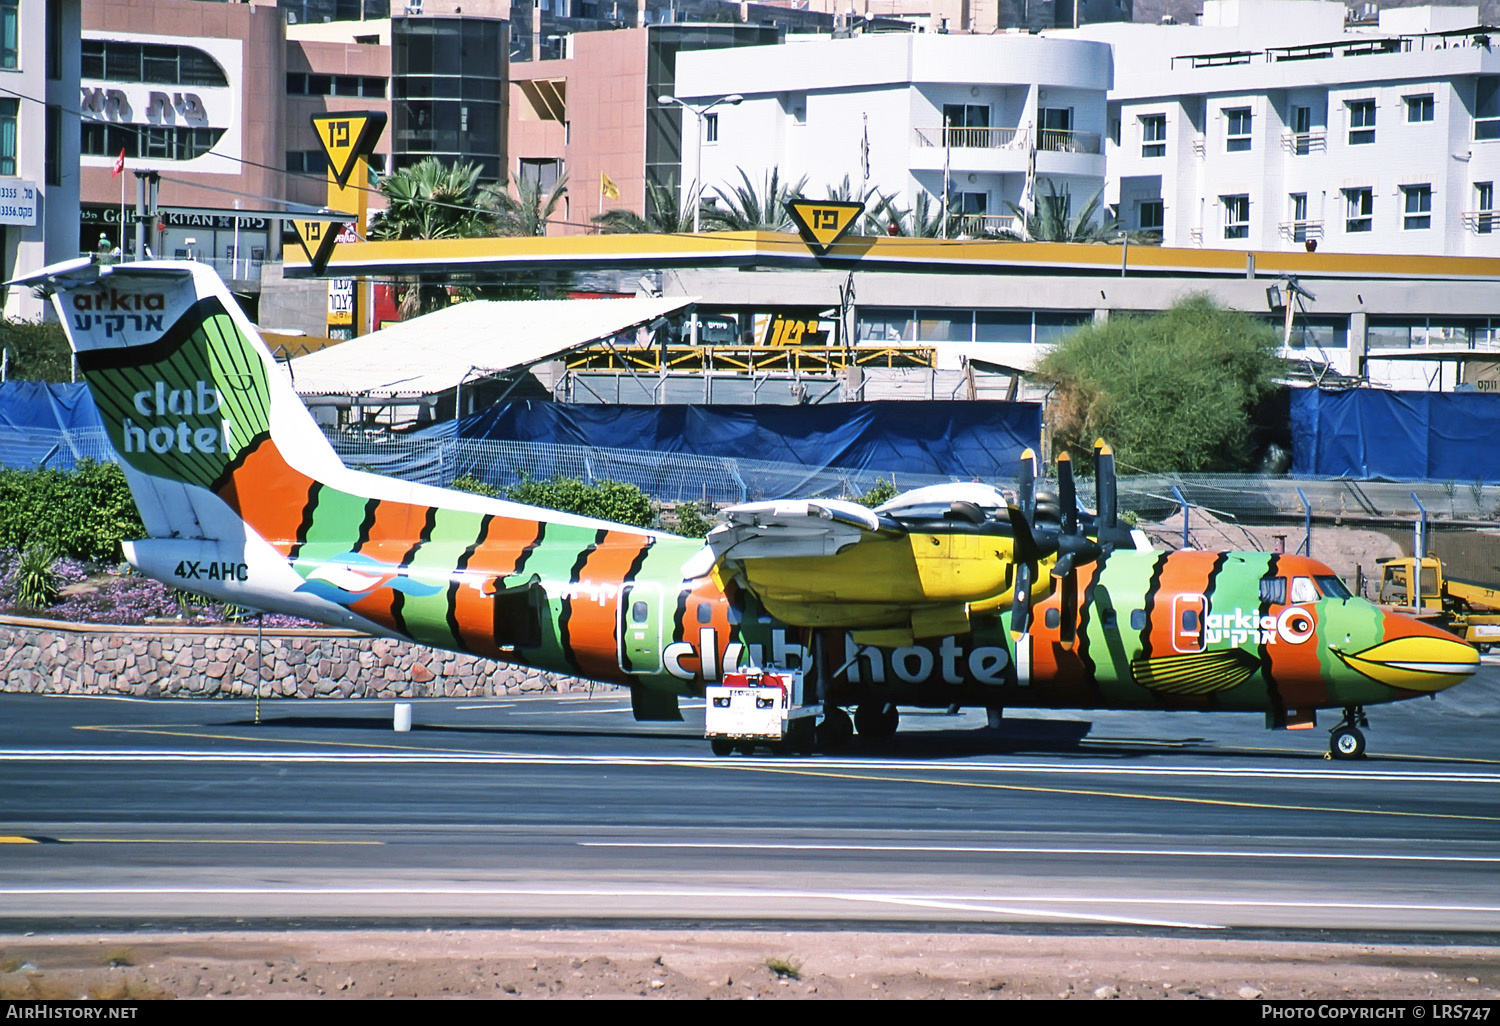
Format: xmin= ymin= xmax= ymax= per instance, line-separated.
xmin=1278 ymin=219 xmax=1325 ymax=242
xmin=913 ymin=126 xmax=1028 ymax=150
xmin=1461 ymin=210 xmax=1500 ymax=234
xmin=950 ymin=213 xmax=1023 ymax=238
xmin=912 ymin=126 xmax=1101 ymax=155
xmin=1280 ymin=131 xmax=1328 ymax=155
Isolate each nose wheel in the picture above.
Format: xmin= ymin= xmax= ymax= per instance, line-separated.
xmin=1328 ymin=706 xmax=1369 ymax=760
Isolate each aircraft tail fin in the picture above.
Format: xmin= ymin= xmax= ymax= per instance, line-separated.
xmin=13 ymin=258 xmax=346 ymax=544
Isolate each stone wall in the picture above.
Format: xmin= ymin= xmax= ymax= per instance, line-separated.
xmin=0 ymin=615 xmax=610 ymax=699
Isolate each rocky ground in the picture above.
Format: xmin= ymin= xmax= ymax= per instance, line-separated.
xmin=1 ymin=930 xmax=1498 ymax=1001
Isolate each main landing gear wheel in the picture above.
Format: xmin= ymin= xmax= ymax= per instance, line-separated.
xmin=816 ymin=706 xmax=854 ymax=750
xmin=783 ymin=718 xmax=816 ymax=757
xmin=854 ymin=702 xmax=900 ymax=743
xmin=1329 ymin=706 xmax=1370 ymax=760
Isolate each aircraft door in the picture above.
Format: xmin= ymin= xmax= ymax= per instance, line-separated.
xmin=618 ymin=582 xmax=663 ymax=674
xmin=1172 ymin=593 xmax=1207 ymax=653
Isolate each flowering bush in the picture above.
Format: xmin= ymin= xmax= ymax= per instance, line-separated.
xmin=0 ymin=549 xmax=317 ymax=628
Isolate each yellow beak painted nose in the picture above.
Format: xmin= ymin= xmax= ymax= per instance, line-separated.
xmin=1336 ymin=634 xmax=1480 ymax=692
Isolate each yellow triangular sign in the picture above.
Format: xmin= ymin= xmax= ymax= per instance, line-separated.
xmin=311 ymin=111 xmax=388 ymax=190
xmin=785 ymin=199 xmax=865 ymax=252
xmin=287 ymin=219 xmax=347 ymax=275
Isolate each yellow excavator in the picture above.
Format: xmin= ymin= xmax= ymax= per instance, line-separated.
xmin=1377 ymin=555 xmax=1500 ymax=651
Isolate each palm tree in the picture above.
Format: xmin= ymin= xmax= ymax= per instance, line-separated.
xmin=882 ymin=192 xmax=962 ymax=238
xmin=711 ymin=167 xmax=810 ymax=232
xmin=485 ymin=168 xmax=569 ymax=237
xmin=1003 ymin=180 xmax=1123 ymax=243
xmin=368 ymin=157 xmax=500 ymax=318
xmin=823 ymin=175 xmax=902 ymax=236
xmin=592 ymin=179 xmax=720 ymax=234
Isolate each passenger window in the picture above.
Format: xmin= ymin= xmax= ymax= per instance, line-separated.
xmin=696 ymin=601 xmax=713 ymax=624
xmin=1045 ymin=608 xmax=1060 ymax=629
xmin=1181 ymin=608 xmax=1199 ymax=631
xmin=1290 ymin=577 xmax=1319 ymax=604
xmin=1130 ymin=609 xmax=1147 ymax=630
xmin=1099 ymin=608 xmax=1117 ymax=629
xmin=1259 ymin=576 xmax=1287 ymax=605
xmin=631 ymin=600 xmax=649 ymax=624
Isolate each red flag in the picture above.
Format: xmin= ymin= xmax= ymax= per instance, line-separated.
xmin=111 ymin=148 xmax=125 ymax=177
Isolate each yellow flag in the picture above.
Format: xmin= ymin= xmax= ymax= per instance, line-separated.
xmin=600 ymin=171 xmax=621 ymax=201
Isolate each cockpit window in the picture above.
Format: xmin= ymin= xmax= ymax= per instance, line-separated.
xmin=1315 ymin=575 xmax=1353 ymax=600
xmin=1258 ymin=576 xmax=1287 ymax=605
xmin=875 ymin=483 xmax=1009 ymax=519
xmin=1290 ymin=577 xmax=1320 ymax=604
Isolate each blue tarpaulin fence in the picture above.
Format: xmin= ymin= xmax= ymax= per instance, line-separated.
xmin=457 ymin=399 xmax=1042 ymax=479
xmin=1289 ymin=388 xmax=1500 ymax=480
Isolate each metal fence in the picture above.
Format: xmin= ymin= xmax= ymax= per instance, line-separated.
xmin=8 ymin=425 xmax=1499 ymax=525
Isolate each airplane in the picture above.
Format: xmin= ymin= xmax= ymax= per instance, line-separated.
xmin=15 ymin=257 xmax=1480 ymax=760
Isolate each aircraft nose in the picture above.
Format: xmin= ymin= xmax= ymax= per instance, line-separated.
xmin=1336 ymin=613 xmax=1480 ymax=693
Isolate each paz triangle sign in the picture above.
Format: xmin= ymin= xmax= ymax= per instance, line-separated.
xmin=311 ymin=111 xmax=388 ymax=189
xmin=785 ymin=199 xmax=864 ymax=253
xmin=288 ymin=218 xmax=347 ymax=275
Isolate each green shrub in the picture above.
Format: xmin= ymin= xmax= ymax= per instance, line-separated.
xmin=670 ymin=502 xmax=717 ymax=538
xmin=505 ymin=476 xmax=655 ymax=528
xmin=0 ymin=319 xmax=72 ymax=382
xmin=450 ymin=473 xmax=501 ymax=497
xmin=0 ymin=460 xmax=144 ymax=562
xmin=856 ymin=478 xmax=899 ymax=508
xmin=13 ymin=543 xmax=61 ymax=610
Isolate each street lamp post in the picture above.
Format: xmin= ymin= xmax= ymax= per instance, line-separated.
xmin=657 ymin=93 xmax=743 ymax=232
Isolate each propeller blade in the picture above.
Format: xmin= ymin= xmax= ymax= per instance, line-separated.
xmin=1058 ymin=451 xmax=1077 ymax=535
xmin=1017 ymin=448 xmax=1037 ymax=521
xmin=1060 ymin=569 xmax=1078 ymax=645
xmin=1010 ymin=558 xmax=1034 ymax=637
xmin=1093 ymin=438 xmax=1117 ymax=531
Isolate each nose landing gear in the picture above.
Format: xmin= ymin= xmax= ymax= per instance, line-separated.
xmin=1328 ymin=706 xmax=1369 ymax=760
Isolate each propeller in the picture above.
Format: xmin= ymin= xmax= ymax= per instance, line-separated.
xmin=1007 ymin=443 xmax=1117 ymax=645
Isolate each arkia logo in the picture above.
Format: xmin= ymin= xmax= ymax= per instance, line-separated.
xmin=122 ymin=380 xmax=234 ymax=455
xmin=71 ymin=290 xmax=167 ymax=337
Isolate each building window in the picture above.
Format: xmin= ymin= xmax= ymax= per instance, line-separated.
xmin=1477 ymin=77 xmax=1500 ymax=141
xmin=81 ymin=39 xmax=228 ymax=88
xmin=1403 ymin=184 xmax=1432 ymax=230
xmin=1038 ymin=107 xmax=1073 ymax=151
xmin=1222 ymin=194 xmax=1250 ymax=238
xmin=1477 ymin=182 xmax=1494 ymax=234
xmin=286 ymin=150 xmax=328 ymax=174
xmin=47 ymin=0 xmax=62 ymax=80
xmin=1405 ymin=94 xmax=1434 ymax=123
xmin=943 ymin=103 xmax=990 ymax=147
xmin=0 ymin=1 xmax=15 ymax=70
xmin=1141 ymin=114 xmax=1166 ymax=157
xmin=45 ymin=103 xmax=60 ymax=186
xmin=704 ymin=112 xmax=718 ymax=144
xmin=1289 ymin=192 xmax=1308 ymax=241
xmin=1345 ymin=187 xmax=1374 ymax=232
xmin=1348 ymin=99 xmax=1376 ymax=145
xmin=83 ymin=122 xmax=223 ymax=162
xmin=518 ymin=157 xmax=563 ymax=194
xmin=0 ymin=99 xmax=16 ymax=176
xmin=1139 ymin=198 xmax=1164 ymax=231
xmin=1225 ymin=107 xmax=1252 ymax=151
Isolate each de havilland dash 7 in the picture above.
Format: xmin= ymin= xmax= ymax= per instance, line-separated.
xmin=18 ymin=259 xmax=1479 ymax=759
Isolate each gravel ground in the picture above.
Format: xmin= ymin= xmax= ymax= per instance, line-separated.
xmin=2 ymin=930 xmax=1498 ymax=1000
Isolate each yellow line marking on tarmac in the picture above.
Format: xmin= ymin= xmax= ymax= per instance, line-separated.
xmin=54 ymin=839 xmax=380 ymax=845
xmin=0 ymin=836 xmax=40 ymax=844
xmin=74 ymin=724 xmax=525 ymax=757
xmin=68 ymin=727 xmax=1499 ymax=822
xmin=706 ymin=764 xmax=1500 ymax=823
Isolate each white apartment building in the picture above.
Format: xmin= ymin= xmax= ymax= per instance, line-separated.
xmin=1 ymin=1 xmax=81 ymax=322
xmin=673 ymin=31 xmax=1113 ymax=235
xmin=1075 ymin=1 xmax=1500 ymax=256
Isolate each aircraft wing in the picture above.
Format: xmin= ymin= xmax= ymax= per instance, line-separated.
xmin=707 ymin=490 xmax=1032 ymax=645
